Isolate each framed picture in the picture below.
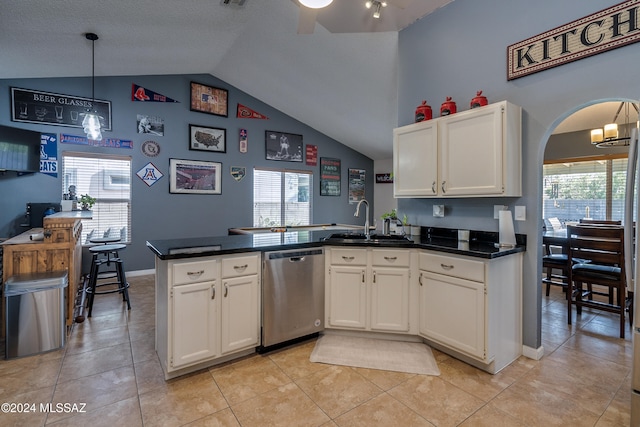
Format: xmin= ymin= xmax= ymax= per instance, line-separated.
xmin=169 ymin=158 xmax=222 ymax=194
xmin=320 ymin=157 xmax=341 ymax=196
xmin=348 ymin=168 xmax=365 ymax=203
xmin=190 ymin=81 xmax=228 ymax=117
xmin=189 ymin=124 xmax=226 ymax=153
xmin=265 ymin=130 xmax=303 ymax=162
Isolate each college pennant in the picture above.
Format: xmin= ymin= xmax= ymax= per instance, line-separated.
xmin=131 ymin=84 xmax=179 ymax=103
xmin=236 ymin=103 xmax=269 ymax=119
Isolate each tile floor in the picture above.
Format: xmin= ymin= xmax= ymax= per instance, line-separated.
xmin=0 ymin=274 xmax=633 ymax=426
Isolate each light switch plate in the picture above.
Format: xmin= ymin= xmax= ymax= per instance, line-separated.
xmin=433 ymin=205 xmax=444 ymax=217
xmin=515 ymin=205 xmax=526 ymax=221
xmin=493 ymin=205 xmax=508 ymax=219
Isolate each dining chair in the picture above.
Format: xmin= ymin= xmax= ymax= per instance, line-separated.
xmin=566 ymin=224 xmax=632 ymax=338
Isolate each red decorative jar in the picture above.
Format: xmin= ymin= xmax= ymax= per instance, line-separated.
xmin=415 ymin=100 xmax=433 ymax=122
xmin=440 ymin=96 xmax=457 ymax=116
xmin=470 ymin=91 xmax=488 ymax=109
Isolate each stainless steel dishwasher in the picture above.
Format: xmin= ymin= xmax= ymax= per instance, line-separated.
xmin=260 ymin=247 xmax=324 ymax=351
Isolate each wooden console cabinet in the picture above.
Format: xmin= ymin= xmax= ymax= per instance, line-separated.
xmin=1 ymin=213 xmax=84 ymax=329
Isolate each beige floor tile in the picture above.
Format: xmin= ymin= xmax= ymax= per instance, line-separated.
xmin=333 ymin=393 xmax=433 ymax=426
xmin=595 ymin=373 xmax=632 ymax=427
xmin=0 ymin=385 xmax=53 ymax=427
xmin=130 ymin=334 xmax=155 ymax=363
xmin=457 ymin=404 xmax=528 ymax=426
xmin=65 ymin=325 xmax=130 ymax=355
xmin=0 ymin=354 xmax=63 ymax=401
xmin=45 ymin=395 xmax=142 ymax=427
xmin=388 ymin=374 xmax=485 ymax=427
xmin=351 ymin=367 xmax=415 ymax=391
xmin=48 ymin=365 xmax=137 ymax=424
xmin=231 ymin=382 xmax=330 ymax=427
xmin=182 ymin=408 xmax=241 ymax=427
xmin=127 ymin=319 xmax=155 ymax=342
xmin=268 ymin=339 xmax=330 ymax=380
xmin=134 ymin=357 xmax=167 ymax=395
xmin=437 ymin=357 xmax=518 ymax=401
xmin=57 ymin=342 xmax=132 ymax=382
xmin=210 ymin=354 xmax=291 ymax=405
xmin=295 ymin=365 xmax=383 ymax=419
xmin=139 ymin=371 xmax=228 ymax=427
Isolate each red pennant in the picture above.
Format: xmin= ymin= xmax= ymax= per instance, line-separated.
xmin=236 ymin=103 xmax=269 ymax=119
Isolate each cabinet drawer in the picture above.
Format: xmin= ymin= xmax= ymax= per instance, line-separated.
xmin=419 ymin=252 xmax=484 ymax=282
xmin=371 ymin=249 xmax=410 ymax=267
xmin=173 ymin=258 xmax=218 ymax=285
xmin=330 ymin=248 xmax=366 ymax=265
xmin=221 ymin=254 xmax=259 ymax=278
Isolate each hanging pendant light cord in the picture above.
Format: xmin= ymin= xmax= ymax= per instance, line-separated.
xmin=85 ymin=33 xmax=99 ymax=106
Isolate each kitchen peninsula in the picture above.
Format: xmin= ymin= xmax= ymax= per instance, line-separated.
xmin=147 ymin=227 xmax=525 ymax=379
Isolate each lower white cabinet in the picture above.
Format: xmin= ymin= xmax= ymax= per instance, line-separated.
xmin=326 ymin=247 xmax=413 ymax=334
xmin=418 ymin=251 xmax=522 ymax=374
xmin=155 ymin=253 xmax=260 ymax=379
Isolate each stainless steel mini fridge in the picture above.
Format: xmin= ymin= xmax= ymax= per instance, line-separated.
xmin=4 ymin=271 xmax=68 ymax=359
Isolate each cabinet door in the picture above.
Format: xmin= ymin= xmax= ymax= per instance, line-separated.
xmin=328 ymin=266 xmax=367 ymax=329
xmin=393 ymin=120 xmax=438 ymax=197
xmin=171 ymin=281 xmax=218 ymax=368
xmin=419 ymin=271 xmax=486 ymax=360
xmin=439 ymin=103 xmax=504 ymax=196
xmin=220 ymin=275 xmax=259 ymax=354
xmin=371 ymin=267 xmax=410 ymax=332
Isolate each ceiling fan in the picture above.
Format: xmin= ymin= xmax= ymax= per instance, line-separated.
xmin=296 ymin=0 xmax=412 ymax=34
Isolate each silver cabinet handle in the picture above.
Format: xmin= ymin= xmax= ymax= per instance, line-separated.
xmin=342 ymin=256 xmax=355 ymax=261
xmin=187 ymin=270 xmax=204 ymax=278
xmin=233 ymin=264 xmax=248 ymax=272
xmin=224 ymin=283 xmax=228 ymax=297
xmin=384 ymin=256 xmax=397 ymax=261
xmin=211 ymin=285 xmax=216 ymax=300
xmin=432 ymin=181 xmax=436 ymax=194
xmin=440 ymin=263 xmax=454 ymax=270
xmin=441 ymin=181 xmax=446 ymax=193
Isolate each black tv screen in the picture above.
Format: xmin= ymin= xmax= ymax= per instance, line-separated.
xmin=0 ymin=125 xmax=41 ymax=173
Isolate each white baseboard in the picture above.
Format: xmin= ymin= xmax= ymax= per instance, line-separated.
xmin=522 ymin=344 xmax=544 ymax=360
xmin=126 ymin=269 xmax=155 ymax=277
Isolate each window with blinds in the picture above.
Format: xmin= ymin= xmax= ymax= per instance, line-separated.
xmin=62 ymin=152 xmax=132 ymax=244
xmin=253 ymin=168 xmax=312 ymax=227
xmin=543 ymin=157 xmax=635 ymax=224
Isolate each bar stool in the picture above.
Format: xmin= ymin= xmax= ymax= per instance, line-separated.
xmin=85 ymin=243 xmax=131 ymax=317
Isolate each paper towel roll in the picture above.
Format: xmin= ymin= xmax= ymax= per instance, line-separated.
xmin=498 ymin=210 xmax=516 ymax=247
xmin=30 ymin=232 xmax=45 ymax=241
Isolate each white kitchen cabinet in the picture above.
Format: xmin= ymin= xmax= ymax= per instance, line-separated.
xmin=393 ymin=100 xmax=521 ymax=198
xmin=155 ymin=253 xmax=261 ymax=379
xmin=326 ymin=247 xmax=412 ymax=334
xmin=418 ymin=250 xmax=522 ymax=374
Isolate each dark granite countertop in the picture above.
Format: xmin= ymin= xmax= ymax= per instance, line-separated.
xmin=146 ymin=227 xmax=526 ymax=261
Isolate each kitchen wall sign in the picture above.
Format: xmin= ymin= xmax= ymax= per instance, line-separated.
xmin=141 ymin=140 xmax=160 ymax=157
xmin=306 ymin=144 xmax=317 ymax=166
xmin=236 ymin=103 xmax=269 ymax=119
xmin=507 ymin=0 xmax=640 ymax=80
xmin=189 ymin=125 xmax=226 ymax=153
xmin=265 ymin=130 xmax=303 ymax=162
xmin=11 ymin=87 xmax=112 ymax=130
xmin=60 ymin=133 xmax=133 ymax=149
xmin=348 ymin=168 xmax=365 ymax=204
xmin=190 ymin=82 xmax=228 ymax=117
xmin=131 ymin=84 xmax=179 ymax=103
xmin=239 ymin=129 xmax=248 ymax=153
xmin=320 ymin=157 xmax=341 ymax=196
xmin=375 ymin=173 xmax=393 ymax=184
xmin=136 ymin=162 xmax=164 ymax=187
xmin=40 ymin=133 xmax=58 ymax=177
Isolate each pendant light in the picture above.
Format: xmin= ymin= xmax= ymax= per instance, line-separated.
xmin=299 ymin=0 xmax=333 ymax=8
xmin=82 ymin=32 xmax=102 ymax=141
xmin=590 ymin=102 xmax=638 ymax=148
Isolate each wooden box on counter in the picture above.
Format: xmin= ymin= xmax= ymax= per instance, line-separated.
xmin=1 ymin=212 xmax=86 ymax=332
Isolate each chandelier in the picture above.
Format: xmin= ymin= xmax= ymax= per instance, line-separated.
xmin=590 ymin=102 xmax=638 ymax=148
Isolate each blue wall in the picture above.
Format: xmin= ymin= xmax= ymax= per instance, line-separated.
xmin=397 ymin=0 xmax=640 ymax=350
xmin=0 ymin=74 xmax=374 ymax=271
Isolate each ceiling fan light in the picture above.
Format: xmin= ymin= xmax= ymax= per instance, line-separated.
xmin=299 ymin=0 xmax=333 ymax=8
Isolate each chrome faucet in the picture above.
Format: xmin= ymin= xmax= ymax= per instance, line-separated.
xmin=354 ymin=199 xmax=370 ymax=240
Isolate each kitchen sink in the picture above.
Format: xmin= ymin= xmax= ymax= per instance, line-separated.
xmin=322 ymin=232 xmax=414 ymax=245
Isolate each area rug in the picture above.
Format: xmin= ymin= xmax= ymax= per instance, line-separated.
xmin=309 ymin=334 xmax=440 ymax=376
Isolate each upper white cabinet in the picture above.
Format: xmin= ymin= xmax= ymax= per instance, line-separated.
xmin=393 ymin=101 xmax=521 ymax=198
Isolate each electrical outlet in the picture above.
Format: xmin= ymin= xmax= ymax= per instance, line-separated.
xmin=433 ymin=205 xmax=444 ymax=218
xmin=515 ymin=205 xmax=526 ymax=221
xmin=493 ymin=205 xmax=508 ymax=219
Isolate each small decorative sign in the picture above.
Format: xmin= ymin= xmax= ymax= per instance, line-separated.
xmin=239 ymin=129 xmax=248 ymax=153
xmin=375 ymin=173 xmax=393 ymax=184
xmin=306 ymin=144 xmax=317 ymax=166
xmin=141 ymin=140 xmax=160 ymax=157
xmin=60 ymin=133 xmax=133 ymax=149
xmin=237 ymin=103 xmax=269 ymax=119
xmin=131 ymin=84 xmax=179 ymax=102
xmin=136 ymin=162 xmax=164 ymax=187
xmin=11 ymin=87 xmax=112 ymax=130
xmin=348 ymin=168 xmax=365 ymax=204
xmin=320 ymin=157 xmax=341 ymax=196
xmin=230 ymin=166 xmax=246 ymax=181
xmin=507 ymin=1 xmax=640 ymax=80
xmin=40 ymin=133 xmax=58 ymax=177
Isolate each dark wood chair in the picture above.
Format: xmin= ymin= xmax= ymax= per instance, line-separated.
xmin=542 ymin=243 xmax=571 ymax=296
xmin=566 ymin=224 xmax=632 ymax=338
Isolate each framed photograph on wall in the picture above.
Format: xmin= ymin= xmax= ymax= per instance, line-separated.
xmin=190 ymin=81 xmax=228 ymax=117
xmin=320 ymin=157 xmax=341 ymax=196
xmin=169 ymin=158 xmax=222 ymax=194
xmin=189 ymin=124 xmax=226 ymax=153
xmin=348 ymin=168 xmax=365 ymax=203
xmin=265 ymin=130 xmax=303 ymax=162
